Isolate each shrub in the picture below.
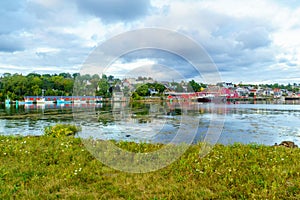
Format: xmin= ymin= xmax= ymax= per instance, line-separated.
xmin=131 ymin=91 xmax=142 ymax=100
xmin=44 ymin=124 xmax=81 ymax=137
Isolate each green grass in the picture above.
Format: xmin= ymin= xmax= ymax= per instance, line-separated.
xmin=1 ymin=136 xmax=300 ymax=199
xmin=44 ymin=124 xmax=81 ymax=137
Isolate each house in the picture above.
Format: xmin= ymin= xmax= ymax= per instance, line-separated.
xmin=249 ymin=89 xmax=257 ymax=97
xmin=235 ymin=87 xmax=249 ymax=97
xmin=261 ymin=88 xmax=274 ymax=96
xmin=273 ymin=88 xmax=282 ymax=98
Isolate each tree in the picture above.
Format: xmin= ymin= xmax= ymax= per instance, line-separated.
xmin=27 ymin=73 xmax=41 ymax=78
xmin=3 ymin=73 xmax=11 ymax=78
xmin=108 ymin=75 xmax=114 ymax=81
xmin=90 ymin=74 xmax=100 ymax=92
xmin=146 ymin=83 xmax=165 ymax=95
xmin=59 ymin=72 xmax=72 ymax=79
xmin=97 ymin=78 xmax=111 ymax=98
xmin=135 ymin=84 xmax=150 ymax=96
xmin=72 ymin=73 xmax=80 ymax=79
xmin=187 ymin=80 xmax=201 ymax=92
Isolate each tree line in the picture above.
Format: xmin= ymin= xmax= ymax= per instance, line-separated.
xmin=0 ymin=73 xmax=78 ymax=101
xmin=0 ymin=72 xmax=209 ymax=102
xmin=5 ymin=71 xmax=298 ymax=102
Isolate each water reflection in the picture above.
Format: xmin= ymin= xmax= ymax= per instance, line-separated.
xmin=75 ymin=101 xmax=224 ymax=145
xmin=0 ymin=101 xmax=300 ymax=145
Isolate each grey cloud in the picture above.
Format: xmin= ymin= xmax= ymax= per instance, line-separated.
xmin=117 ymin=49 xmax=200 ymax=80
xmin=236 ymin=27 xmax=271 ymax=50
xmin=0 ymin=1 xmax=34 ymax=34
xmin=277 ymin=57 xmax=297 ymax=67
xmin=286 ymin=62 xmax=297 ymax=67
xmin=0 ymin=34 xmax=24 ymax=52
xmin=81 ymin=28 xmax=221 ymax=83
xmin=75 ymin=0 xmax=151 ymax=23
xmin=192 ymin=19 xmax=275 ymax=78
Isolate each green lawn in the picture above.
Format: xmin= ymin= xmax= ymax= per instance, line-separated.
xmin=1 ymin=135 xmax=300 ymax=199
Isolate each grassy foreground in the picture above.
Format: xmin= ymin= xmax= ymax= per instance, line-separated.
xmin=1 ymin=136 xmax=300 ymax=199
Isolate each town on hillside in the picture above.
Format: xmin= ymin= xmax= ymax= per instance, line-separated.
xmin=1 ymin=73 xmax=300 ymax=104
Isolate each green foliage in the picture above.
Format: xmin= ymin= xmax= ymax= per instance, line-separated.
xmin=44 ymin=124 xmax=81 ymax=137
xmin=148 ymin=82 xmax=166 ymax=94
xmin=134 ymin=83 xmax=166 ymax=97
xmin=0 ymin=73 xmax=77 ymax=101
xmin=0 ymin=137 xmax=300 ymax=199
xmin=135 ymin=84 xmax=150 ymax=96
xmin=187 ymin=80 xmax=201 ymax=92
xmin=0 ymin=73 xmax=111 ymax=101
xmin=131 ymin=92 xmax=142 ymax=100
xmin=96 ymin=77 xmax=111 ymax=98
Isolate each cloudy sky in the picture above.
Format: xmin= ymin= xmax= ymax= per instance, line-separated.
xmin=1 ymin=0 xmax=300 ymax=84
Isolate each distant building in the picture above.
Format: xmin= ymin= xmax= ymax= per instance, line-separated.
xmin=273 ymin=88 xmax=282 ymax=98
xmin=235 ymin=87 xmax=249 ymax=97
xmin=261 ymin=88 xmax=274 ymax=96
xmin=217 ymin=82 xmax=235 ymax=89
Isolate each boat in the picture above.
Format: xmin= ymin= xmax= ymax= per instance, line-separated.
xmin=73 ymin=99 xmax=86 ymax=104
xmin=197 ymin=94 xmax=215 ymax=102
xmin=56 ymin=98 xmax=72 ymax=104
xmin=24 ymin=99 xmax=33 ymax=104
xmin=5 ymin=98 xmax=10 ymax=105
xmin=5 ymin=96 xmax=10 ymax=107
xmin=36 ymin=97 xmax=45 ymax=104
xmin=45 ymin=100 xmax=54 ymax=104
xmin=36 ymin=90 xmax=46 ymax=104
xmin=197 ymin=94 xmax=226 ymax=103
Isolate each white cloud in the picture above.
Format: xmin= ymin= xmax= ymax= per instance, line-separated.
xmin=0 ymin=0 xmax=300 ymax=84
xmin=105 ymin=58 xmax=157 ymax=78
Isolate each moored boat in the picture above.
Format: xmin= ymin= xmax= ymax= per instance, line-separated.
xmin=36 ymin=97 xmax=45 ymax=104
xmin=57 ymin=98 xmax=72 ymax=104
xmin=197 ymin=94 xmax=215 ymax=102
xmin=197 ymin=94 xmax=226 ymax=103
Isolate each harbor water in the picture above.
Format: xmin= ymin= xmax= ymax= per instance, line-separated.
xmin=1 ymin=101 xmax=300 ymax=146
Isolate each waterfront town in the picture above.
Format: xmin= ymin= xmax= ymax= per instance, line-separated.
xmin=2 ymin=73 xmax=300 ymax=104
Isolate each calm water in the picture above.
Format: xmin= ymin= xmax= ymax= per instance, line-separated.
xmin=1 ymin=101 xmax=300 ymax=146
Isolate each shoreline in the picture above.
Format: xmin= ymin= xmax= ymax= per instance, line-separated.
xmin=2 ymin=95 xmax=300 ymax=104
xmin=0 ymin=135 xmax=297 ymax=147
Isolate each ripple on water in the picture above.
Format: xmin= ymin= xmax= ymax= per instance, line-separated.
xmin=1 ymin=103 xmax=300 ymax=145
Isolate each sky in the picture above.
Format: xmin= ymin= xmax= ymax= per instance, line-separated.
xmin=1 ymin=0 xmax=300 ymax=84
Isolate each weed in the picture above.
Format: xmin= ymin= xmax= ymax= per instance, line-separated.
xmin=44 ymin=124 xmax=81 ymax=137
xmin=0 ymin=136 xmax=300 ymax=199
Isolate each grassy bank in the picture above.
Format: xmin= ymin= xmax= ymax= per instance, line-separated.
xmin=1 ymin=136 xmax=300 ymax=199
